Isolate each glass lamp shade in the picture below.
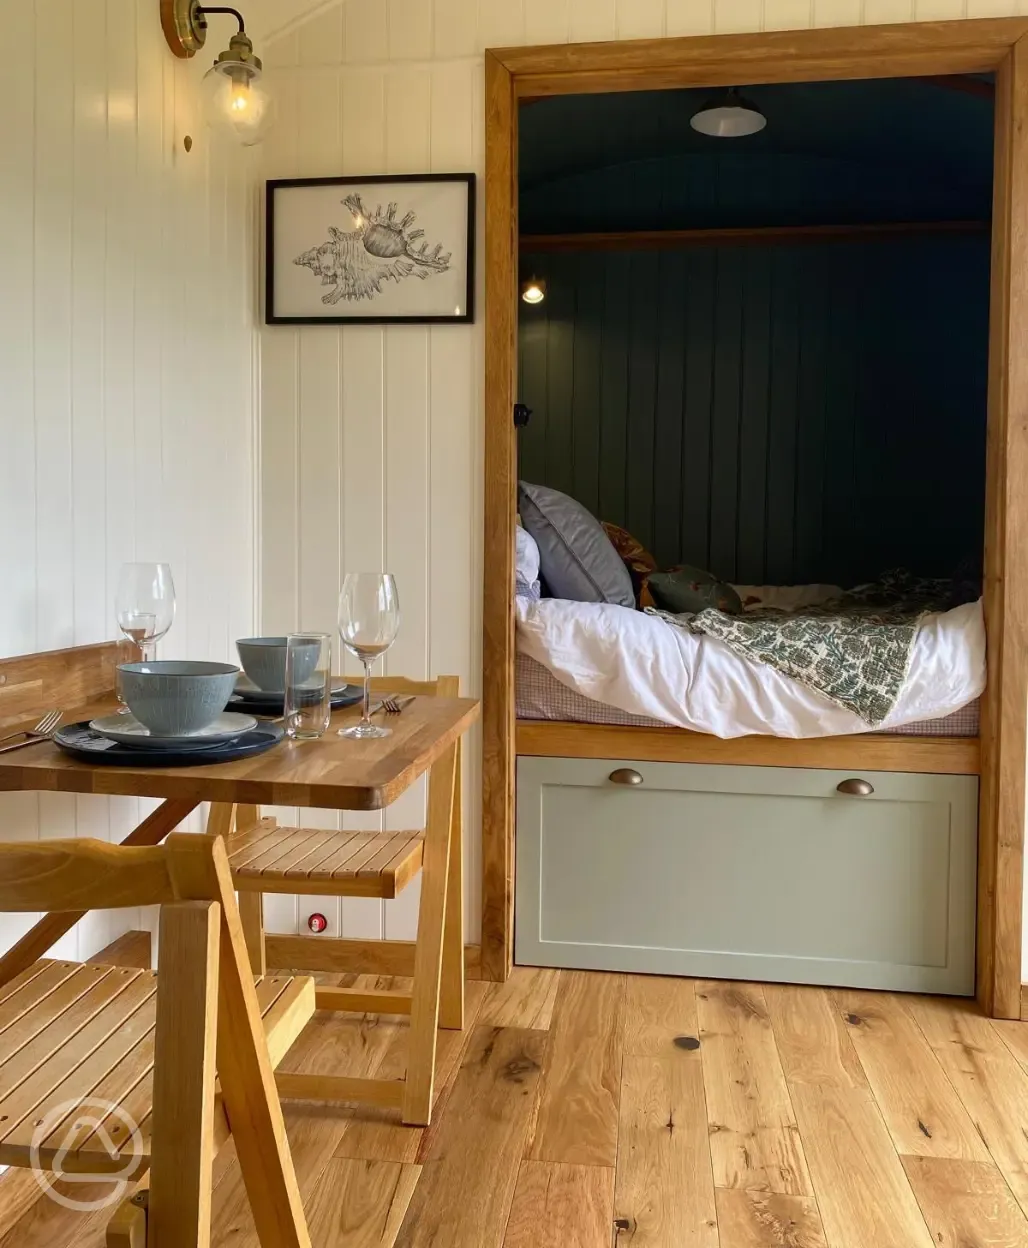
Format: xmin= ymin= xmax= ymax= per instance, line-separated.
xmin=200 ymin=61 xmax=275 ymax=146
xmin=690 ymin=90 xmax=766 ymax=138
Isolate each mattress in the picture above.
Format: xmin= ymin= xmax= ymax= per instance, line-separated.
xmin=517 ymin=652 xmax=981 ymax=737
xmin=515 ymin=593 xmax=986 ymax=740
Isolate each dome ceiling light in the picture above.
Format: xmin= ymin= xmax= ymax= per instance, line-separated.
xmin=690 ymin=87 xmax=766 ymax=138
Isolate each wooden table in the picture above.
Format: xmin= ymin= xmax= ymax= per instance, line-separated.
xmin=0 ymin=693 xmax=480 ymax=988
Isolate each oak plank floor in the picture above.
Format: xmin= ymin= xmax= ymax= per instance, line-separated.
xmin=525 ymin=970 xmax=625 ymax=1167
xmin=502 ymin=1161 xmax=614 ymax=1247
xmin=696 ymin=981 xmax=812 ymax=1196
xmin=833 ymin=988 xmax=992 ymax=1162
xmin=6 ymin=973 xmax=1028 ymax=1246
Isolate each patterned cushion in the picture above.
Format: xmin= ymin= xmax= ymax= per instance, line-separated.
xmin=648 ymin=567 xmax=743 ymax=615
xmin=601 ymin=523 xmax=658 ymax=608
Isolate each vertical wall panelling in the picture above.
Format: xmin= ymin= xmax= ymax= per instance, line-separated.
xmin=518 ymin=239 xmax=989 ymax=586
xmin=524 ymin=0 xmax=571 ymax=44
xmin=337 ymin=77 xmax=388 ymax=940
xmin=665 ymin=0 xmax=716 ymax=33
xmin=382 ymin=39 xmax=432 ymax=940
xmin=389 ymin=0 xmax=435 ymax=60
xmin=618 ymin=0 xmax=668 ymax=39
xmin=569 ymin=0 xmax=618 ymax=41
xmin=0 ymin=1 xmax=257 ymax=962
xmin=479 ymin=0 xmax=526 ymax=48
xmin=434 ymin=0 xmax=480 ymax=59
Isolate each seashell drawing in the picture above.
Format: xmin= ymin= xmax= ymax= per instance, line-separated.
xmin=293 ymin=193 xmax=453 ymax=305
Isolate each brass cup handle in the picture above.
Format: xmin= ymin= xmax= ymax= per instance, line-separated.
xmin=608 ymin=768 xmax=644 ymax=786
xmin=836 ymin=778 xmax=874 ymax=797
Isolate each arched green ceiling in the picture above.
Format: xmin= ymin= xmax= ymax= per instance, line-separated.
xmin=519 ymin=78 xmax=994 ymax=232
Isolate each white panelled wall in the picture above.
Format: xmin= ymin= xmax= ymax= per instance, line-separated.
xmin=257 ymin=0 xmax=1028 ymax=958
xmin=0 ymin=0 xmax=257 ymax=961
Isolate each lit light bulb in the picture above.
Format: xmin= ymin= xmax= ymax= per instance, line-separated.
xmin=230 ymin=78 xmax=250 ymax=113
xmin=521 ymin=279 xmax=546 ymax=305
xmin=200 ymin=45 xmax=274 ymax=146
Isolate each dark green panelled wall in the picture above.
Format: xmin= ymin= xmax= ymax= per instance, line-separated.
xmin=517 ymin=237 xmax=990 ymax=587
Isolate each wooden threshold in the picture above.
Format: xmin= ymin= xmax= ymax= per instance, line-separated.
xmin=520 ymin=220 xmax=989 ymax=252
xmin=516 ymin=720 xmax=981 ymax=775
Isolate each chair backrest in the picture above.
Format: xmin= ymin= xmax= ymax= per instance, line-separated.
xmin=342 ymin=674 xmax=459 ymax=697
xmin=0 ymin=640 xmax=127 ymax=731
xmin=0 ymin=833 xmax=228 ymax=914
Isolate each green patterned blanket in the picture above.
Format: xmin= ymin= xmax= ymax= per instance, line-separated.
xmin=646 ymin=573 xmax=974 ymax=728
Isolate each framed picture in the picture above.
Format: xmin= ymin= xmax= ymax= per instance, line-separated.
xmin=265 ymin=173 xmax=475 ymax=325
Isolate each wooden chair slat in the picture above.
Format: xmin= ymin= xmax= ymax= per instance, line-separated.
xmin=297 ymin=830 xmax=375 ymax=878
xmin=218 ymin=820 xmax=279 ymax=859
xmin=0 ymin=964 xmax=111 ymax=1056
xmin=325 ymin=831 xmax=396 ymax=878
xmin=0 ymin=967 xmax=147 ymax=1126
xmin=222 ymin=825 xmax=294 ymax=870
xmin=0 ymin=958 xmax=312 ymax=1173
xmin=1 ymin=972 xmax=158 ymax=1153
xmin=245 ymin=828 xmax=335 ymax=874
xmin=356 ymin=832 xmax=424 ymax=879
xmin=0 ymin=961 xmax=82 ymax=1034
xmin=230 ymin=829 xmax=425 ymax=901
xmin=0 ymin=960 xmax=55 ymax=1010
xmin=278 ymin=828 xmax=361 ymax=876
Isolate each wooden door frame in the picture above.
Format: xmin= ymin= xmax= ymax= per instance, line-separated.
xmin=481 ymin=18 xmax=1028 ymax=1017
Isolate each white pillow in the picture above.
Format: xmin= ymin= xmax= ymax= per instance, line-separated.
xmin=516 ymin=524 xmax=541 ymax=597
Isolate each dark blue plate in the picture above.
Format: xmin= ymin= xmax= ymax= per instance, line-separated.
xmin=54 ymin=721 xmax=285 ymax=767
xmin=225 ymin=684 xmax=362 ymax=715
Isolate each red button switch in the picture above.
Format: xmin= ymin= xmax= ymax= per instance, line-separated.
xmin=307 ymin=912 xmax=328 ymax=933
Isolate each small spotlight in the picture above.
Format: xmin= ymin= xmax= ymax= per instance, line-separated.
xmin=521 ymin=278 xmax=546 ymax=305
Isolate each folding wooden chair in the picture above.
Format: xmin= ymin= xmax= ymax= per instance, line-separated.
xmin=211 ymin=675 xmax=464 ymax=1127
xmin=0 ymin=833 xmax=315 ymax=1248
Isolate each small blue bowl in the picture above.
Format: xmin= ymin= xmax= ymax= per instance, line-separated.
xmin=236 ymin=636 xmax=319 ymax=692
xmin=119 ymin=661 xmax=239 ymax=737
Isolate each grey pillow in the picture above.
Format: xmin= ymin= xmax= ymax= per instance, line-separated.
xmin=517 ymin=481 xmax=635 ymax=608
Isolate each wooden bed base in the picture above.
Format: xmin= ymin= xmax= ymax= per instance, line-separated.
xmin=482 ymin=19 xmax=1028 ymax=1018
xmin=515 ymin=721 xmax=980 ymax=776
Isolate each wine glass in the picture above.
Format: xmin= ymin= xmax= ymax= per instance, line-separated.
xmin=337 ymin=573 xmax=400 ymax=739
xmin=115 ymin=563 xmax=176 ymax=664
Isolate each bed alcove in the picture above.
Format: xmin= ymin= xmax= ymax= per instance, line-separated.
xmin=480 ymin=19 xmax=1028 ymax=1018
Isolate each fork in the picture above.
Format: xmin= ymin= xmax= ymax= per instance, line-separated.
xmin=0 ymin=710 xmax=62 ymax=748
xmin=381 ymin=695 xmax=415 ymax=715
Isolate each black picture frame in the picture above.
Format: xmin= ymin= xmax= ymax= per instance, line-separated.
xmin=265 ymin=173 xmax=476 ymax=325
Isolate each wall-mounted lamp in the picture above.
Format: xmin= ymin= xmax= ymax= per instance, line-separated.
xmin=161 ymin=1 xmax=274 ymax=146
xmin=521 ymin=277 xmax=547 ymax=305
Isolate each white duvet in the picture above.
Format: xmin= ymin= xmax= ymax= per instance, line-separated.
xmin=515 ymin=587 xmax=986 ymax=739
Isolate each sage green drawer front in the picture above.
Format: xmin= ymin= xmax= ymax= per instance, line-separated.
xmin=515 ymin=757 xmax=978 ymax=994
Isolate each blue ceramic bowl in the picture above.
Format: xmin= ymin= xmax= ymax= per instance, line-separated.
xmin=118 ymin=661 xmax=240 ymax=736
xmin=236 ymin=636 xmax=319 ymax=692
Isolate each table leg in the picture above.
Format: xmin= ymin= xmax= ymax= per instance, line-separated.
xmin=439 ymin=737 xmax=464 ymax=1030
xmin=402 ymin=742 xmax=456 ymax=1126
xmin=0 ymin=797 xmax=199 ymax=989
